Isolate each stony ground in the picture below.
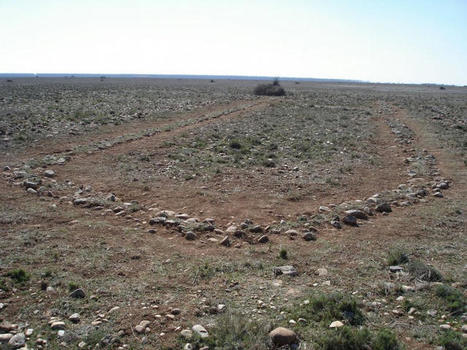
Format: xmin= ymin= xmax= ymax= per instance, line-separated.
xmin=0 ymin=78 xmax=466 ymax=349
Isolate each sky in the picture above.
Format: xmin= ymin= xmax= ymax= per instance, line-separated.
xmin=0 ymin=0 xmax=466 ymax=85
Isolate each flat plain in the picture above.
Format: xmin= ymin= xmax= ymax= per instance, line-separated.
xmin=0 ymin=78 xmax=466 ymax=349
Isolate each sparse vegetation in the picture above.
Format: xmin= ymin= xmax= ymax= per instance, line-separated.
xmin=290 ymin=293 xmax=365 ymax=326
xmin=387 ymin=248 xmax=409 ymax=266
xmin=435 ymin=284 xmax=466 ymax=316
xmin=0 ymin=78 xmax=465 ymax=349
xmin=407 ymin=260 xmax=443 ymax=282
xmin=279 ymin=247 xmax=288 ymax=259
xmin=6 ymin=269 xmax=30 ymax=284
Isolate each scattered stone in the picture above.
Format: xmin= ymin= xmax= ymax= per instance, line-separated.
xmin=285 ymin=229 xmax=299 ymax=236
xmin=220 ymin=236 xmax=231 ymax=247
xmin=302 ymin=232 xmax=316 ymax=241
xmin=461 ymin=324 xmax=467 ymax=333
xmin=184 ymin=344 xmax=193 ymax=350
xmin=343 ymin=215 xmax=358 ymax=226
xmin=149 ymin=217 xmax=166 ymax=225
xmin=315 ymin=268 xmax=328 ymax=276
xmin=437 ymin=182 xmax=449 ymax=189
xmin=329 ymin=321 xmax=344 ymax=328
xmin=0 ymin=321 xmax=17 ymax=332
xmin=345 ymin=210 xmax=368 ymax=220
xmin=8 ymin=333 xmax=25 ymax=348
xmin=192 ymin=325 xmax=209 ymax=338
xmin=69 ymin=313 xmax=80 ymax=323
xmin=180 ymin=329 xmax=193 ymax=339
xmin=401 ymin=285 xmax=415 ymax=293
xmin=273 ymin=266 xmax=298 ymax=277
xmin=78 ymin=341 xmax=87 ymax=348
xmin=46 ymin=286 xmax=57 ymax=295
xmin=389 ymin=266 xmax=403 ymax=273
xmin=257 ymin=235 xmax=269 ymax=243
xmin=51 ymin=321 xmax=66 ymax=330
xmin=57 ymin=330 xmax=65 ymax=337
xmin=27 ymin=187 xmax=38 ymax=194
xmin=319 ymin=206 xmax=331 ymax=212
xmin=70 ymin=288 xmax=86 ymax=298
xmin=0 ymin=334 xmax=13 ymax=342
xmin=225 ymin=225 xmax=237 ymax=233
xmin=433 ymin=192 xmax=443 ymax=198
xmin=439 ymin=324 xmax=451 ymax=331
xmin=376 ymin=203 xmax=392 ymax=213
xmin=249 ymin=225 xmax=263 ymax=233
xmin=330 ymin=220 xmax=342 ymax=229
xmin=25 ymin=328 xmax=34 ymax=336
xmin=135 ymin=320 xmax=151 ymax=334
xmin=185 ymin=231 xmax=197 ymax=240
xmin=44 ymin=169 xmax=56 ymax=177
xmin=427 ymin=310 xmax=437 ymax=317
xmin=269 ymin=327 xmax=298 ymax=347
xmin=73 ymin=198 xmax=88 ymax=205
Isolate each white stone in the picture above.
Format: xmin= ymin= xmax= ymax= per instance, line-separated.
xmin=329 ymin=321 xmax=344 ymax=328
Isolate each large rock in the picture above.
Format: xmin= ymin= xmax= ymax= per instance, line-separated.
xmin=273 ymin=266 xmax=298 ymax=277
xmin=269 ymin=327 xmax=298 ymax=347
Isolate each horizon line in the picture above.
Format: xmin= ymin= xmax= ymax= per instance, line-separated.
xmin=0 ymin=73 xmax=463 ymax=87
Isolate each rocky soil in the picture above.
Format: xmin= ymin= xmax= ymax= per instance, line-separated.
xmin=0 ymin=78 xmax=465 ymax=349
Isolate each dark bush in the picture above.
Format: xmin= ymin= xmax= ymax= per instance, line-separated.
xmin=6 ymin=269 xmax=30 ymax=284
xmin=316 ymin=327 xmax=404 ymax=350
xmin=254 ymin=80 xmax=286 ymax=96
xmin=438 ymin=329 xmax=466 ymax=350
xmin=387 ymin=248 xmax=409 ymax=266
xmin=435 ymin=284 xmax=466 ymax=316
xmin=290 ymin=293 xmax=365 ymax=326
xmin=279 ymin=248 xmax=288 ymax=259
xmin=317 ymin=327 xmax=371 ymax=350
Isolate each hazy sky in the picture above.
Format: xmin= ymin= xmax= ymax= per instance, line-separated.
xmin=1 ymin=0 xmax=466 ymax=85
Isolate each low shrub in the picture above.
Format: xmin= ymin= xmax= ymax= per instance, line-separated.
xmin=316 ymin=327 xmax=371 ymax=350
xmin=6 ymin=269 xmax=30 ymax=284
xmin=372 ymin=328 xmax=405 ymax=350
xmin=279 ymin=248 xmax=288 ymax=260
xmin=290 ymin=293 xmax=365 ymax=326
xmin=68 ymin=282 xmax=80 ymax=292
xmin=387 ymin=248 xmax=409 ymax=266
xmin=316 ymin=327 xmax=404 ymax=350
xmin=188 ymin=312 xmax=270 ymax=350
xmin=435 ymin=284 xmax=466 ymax=316
xmin=254 ymin=80 xmax=286 ymax=96
xmin=438 ymin=329 xmax=467 ymax=350
xmin=408 ymin=260 xmax=443 ymax=282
